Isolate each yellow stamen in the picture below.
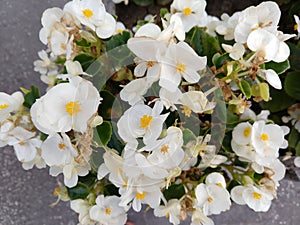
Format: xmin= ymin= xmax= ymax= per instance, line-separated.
xmin=180 ymin=105 xmax=192 ymax=117
xmin=161 ymin=145 xmax=169 ymax=154
xmin=117 ymin=29 xmax=123 ymax=34
xmin=260 ymin=133 xmax=269 ymax=141
xmin=216 ymin=183 xmax=223 ymax=187
xmin=243 ymin=127 xmax=251 ymax=138
xmin=53 ymin=187 xmax=60 ymax=197
xmin=60 ymin=43 xmax=66 ymax=50
xmin=207 ymin=197 xmax=213 ymax=203
xmin=65 ymin=101 xmax=81 ymax=116
xmin=82 ymin=9 xmax=93 ymax=18
xmin=147 ymin=61 xmax=155 ymax=67
xmin=105 ymin=207 xmax=112 ymax=215
xmin=58 ymin=143 xmax=66 ymax=150
xmin=0 ymin=104 xmax=9 ymax=110
xmin=140 ymin=115 xmax=153 ymax=128
xmin=136 ymin=192 xmax=146 ymax=200
xmin=176 ymin=62 xmax=186 ymax=74
xmin=19 ymin=141 xmax=26 ymax=146
xmin=253 ymin=192 xmax=262 ymax=200
xmin=183 ymin=7 xmax=192 ymax=16
xmin=294 ymin=24 xmax=299 ymax=31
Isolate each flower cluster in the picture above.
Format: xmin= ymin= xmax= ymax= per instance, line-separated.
xmin=1 ymin=0 xmax=300 ymax=225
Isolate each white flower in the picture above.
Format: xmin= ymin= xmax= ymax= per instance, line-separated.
xmin=0 ymin=91 xmax=24 ymax=122
xmin=89 ymin=195 xmax=127 ymax=225
xmin=13 ymin=136 xmax=42 ymax=164
xmin=30 ymin=77 xmax=101 ymax=134
xmin=234 ymin=1 xmax=280 ymax=44
xmin=0 ymin=120 xmax=15 ymax=147
xmin=111 ymin=0 xmax=129 ymax=5
xmin=294 ymin=15 xmax=300 ymax=39
xmin=179 ymin=90 xmax=216 ymax=116
xmin=282 ymin=103 xmax=300 ymax=132
xmin=232 ymin=122 xmax=252 ymax=145
xmin=50 ymin=30 xmax=74 ymax=59
xmin=70 ymin=0 xmax=106 ymax=31
xmin=41 ymin=133 xmax=78 ymax=167
xmin=158 ymin=88 xmax=182 ymax=111
xmin=117 ymin=102 xmax=168 ymax=146
xmin=120 ymin=78 xmax=149 ymax=106
xmin=170 ymin=0 xmax=208 ymax=32
xmin=231 ymin=184 xmax=273 ymax=212
xmin=222 ymin=43 xmax=245 ymax=60
xmin=191 ymin=208 xmax=214 ymax=225
xmin=294 ymin=156 xmax=300 ymax=168
xmin=205 ymin=16 xmax=220 ymax=37
xmin=247 ymin=29 xmax=280 ymax=62
xmin=95 ymin=12 xmax=116 ymax=39
xmin=195 ymin=173 xmax=231 ymax=215
xmin=216 ymin=12 xmax=241 ymax=41
xmin=33 ymin=50 xmax=58 ymax=75
xmin=115 ymin=21 xmax=126 ymax=34
xmin=154 ymin=199 xmax=182 ymax=225
xmin=159 ymin=42 xmax=207 ymax=92
xmin=260 ymin=69 xmax=282 ymax=89
xmin=39 ymin=7 xmax=64 ymax=45
xmin=71 ymin=199 xmax=96 ymax=225
xmin=21 ymin=148 xmax=46 ymax=171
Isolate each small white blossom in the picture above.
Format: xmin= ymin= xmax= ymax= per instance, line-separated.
xmin=33 ymin=50 xmax=58 ymax=75
xmin=222 ymin=43 xmax=245 ymax=60
xmin=0 ymin=91 xmax=24 ymax=122
xmin=294 ymin=15 xmax=300 ymax=39
xmin=154 ymin=199 xmax=182 ymax=225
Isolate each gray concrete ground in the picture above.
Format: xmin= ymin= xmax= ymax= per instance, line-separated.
xmin=1 ymin=1 xmax=300 ymax=225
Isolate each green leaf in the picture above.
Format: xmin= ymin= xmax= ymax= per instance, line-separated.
xmin=186 ymin=27 xmax=221 ymax=66
xmin=260 ymin=87 xmax=296 ymax=112
xmin=132 ymin=0 xmax=153 ymax=6
xmin=40 ymin=132 xmax=48 ymax=141
xmin=222 ymin=132 xmax=233 ymax=153
xmin=98 ymin=91 xmax=123 ymax=120
xmin=284 ymin=72 xmax=300 ymax=100
xmin=23 ymin=86 xmax=40 ymax=108
xmin=73 ymin=54 xmax=95 ymax=71
xmin=160 ymin=8 xmax=169 ymax=18
xmin=238 ymin=80 xmax=252 ymax=99
xmin=94 ymin=121 xmax=112 ymax=147
xmin=157 ymin=0 xmax=172 ymax=6
xmin=288 ymin=127 xmax=300 ymax=149
xmin=265 ymin=60 xmax=290 ymax=75
xmin=296 ymin=141 xmax=300 ymax=156
xmin=163 ymin=183 xmax=185 ymax=201
xmin=107 ymin=121 xmax=125 ymax=155
xmin=212 ymin=53 xmax=230 ymax=69
xmin=67 ymin=183 xmax=89 ymax=200
xmin=227 ymin=179 xmax=240 ymax=192
xmin=182 ymin=128 xmax=197 ymax=145
xmin=105 ymin=31 xmax=131 ymax=51
xmin=104 ymin=183 xmax=120 ymax=196
xmin=259 ymin=83 xmax=270 ymax=101
xmin=75 ymin=38 xmax=91 ymax=47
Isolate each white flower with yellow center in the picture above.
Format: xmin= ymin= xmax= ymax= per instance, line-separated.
xmin=41 ymin=133 xmax=78 ymax=167
xmin=95 ymin=12 xmax=116 ymax=39
xmin=0 ymin=91 xmax=24 ymax=122
xmin=154 ymin=199 xmax=182 ymax=225
xmin=89 ymin=195 xmax=127 ymax=225
xmin=195 ymin=173 xmax=231 ymax=215
xmin=234 ymin=1 xmax=280 ymax=44
xmin=71 ymin=199 xmax=96 ymax=225
xmin=117 ymin=102 xmax=168 ymax=146
xmin=30 ymin=77 xmax=101 ymax=134
xmin=231 ymin=184 xmax=273 ymax=212
xmin=159 ymin=42 xmax=207 ymax=92
xmin=119 ymin=175 xmax=163 ymax=212
xmin=232 ymin=122 xmax=252 ymax=146
xmin=170 ymin=0 xmax=208 ymax=32
xmin=69 ymin=0 xmax=106 ymax=31
xmin=294 ymin=15 xmax=300 ymax=39
xmin=115 ymin=21 xmax=126 ymax=35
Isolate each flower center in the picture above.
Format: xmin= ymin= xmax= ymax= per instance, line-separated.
xmin=105 ymin=207 xmax=112 ymax=215
xmin=183 ymin=7 xmax=192 ymax=16
xmin=136 ymin=192 xmax=146 ymax=200
xmin=260 ymin=133 xmax=269 ymax=141
xmin=65 ymin=101 xmax=81 ymax=116
xmin=60 ymin=43 xmax=67 ymax=50
xmin=140 ymin=115 xmax=153 ymax=128
xmin=161 ymin=145 xmax=169 ymax=154
xmin=253 ymin=192 xmax=262 ymax=200
xmin=82 ymin=9 xmax=93 ymax=18
xmin=207 ymin=197 xmax=213 ymax=203
xmin=180 ymin=105 xmax=192 ymax=117
xmin=147 ymin=61 xmax=155 ymax=68
xmin=216 ymin=183 xmax=223 ymax=187
xmin=294 ymin=24 xmax=298 ymax=31
xmin=116 ymin=29 xmax=123 ymax=34
xmin=243 ymin=127 xmax=251 ymax=138
xmin=19 ymin=141 xmax=26 ymax=146
xmin=176 ymin=62 xmax=186 ymax=74
xmin=0 ymin=103 xmax=9 ymax=110
xmin=58 ymin=143 xmax=66 ymax=150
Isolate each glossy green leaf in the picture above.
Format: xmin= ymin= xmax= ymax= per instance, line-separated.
xmin=104 ymin=183 xmax=120 ymax=196
xmin=105 ymin=31 xmax=131 ymax=51
xmin=163 ymin=183 xmax=185 ymax=201
xmin=284 ymin=72 xmax=300 ymax=100
xmin=98 ymin=91 xmax=123 ymax=120
xmin=182 ymin=128 xmax=197 ymax=145
xmin=212 ymin=53 xmax=230 ymax=69
xmin=67 ymin=183 xmax=89 ymax=200
xmin=239 ymin=80 xmax=252 ymax=99
xmin=75 ymin=38 xmax=91 ymax=47
xmin=94 ymin=121 xmax=112 ymax=147
xmin=23 ymin=86 xmax=40 ymax=108
xmin=259 ymin=83 xmax=270 ymax=102
xmin=265 ymin=60 xmax=290 ymax=75
xmin=288 ymin=127 xmax=300 ymax=149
